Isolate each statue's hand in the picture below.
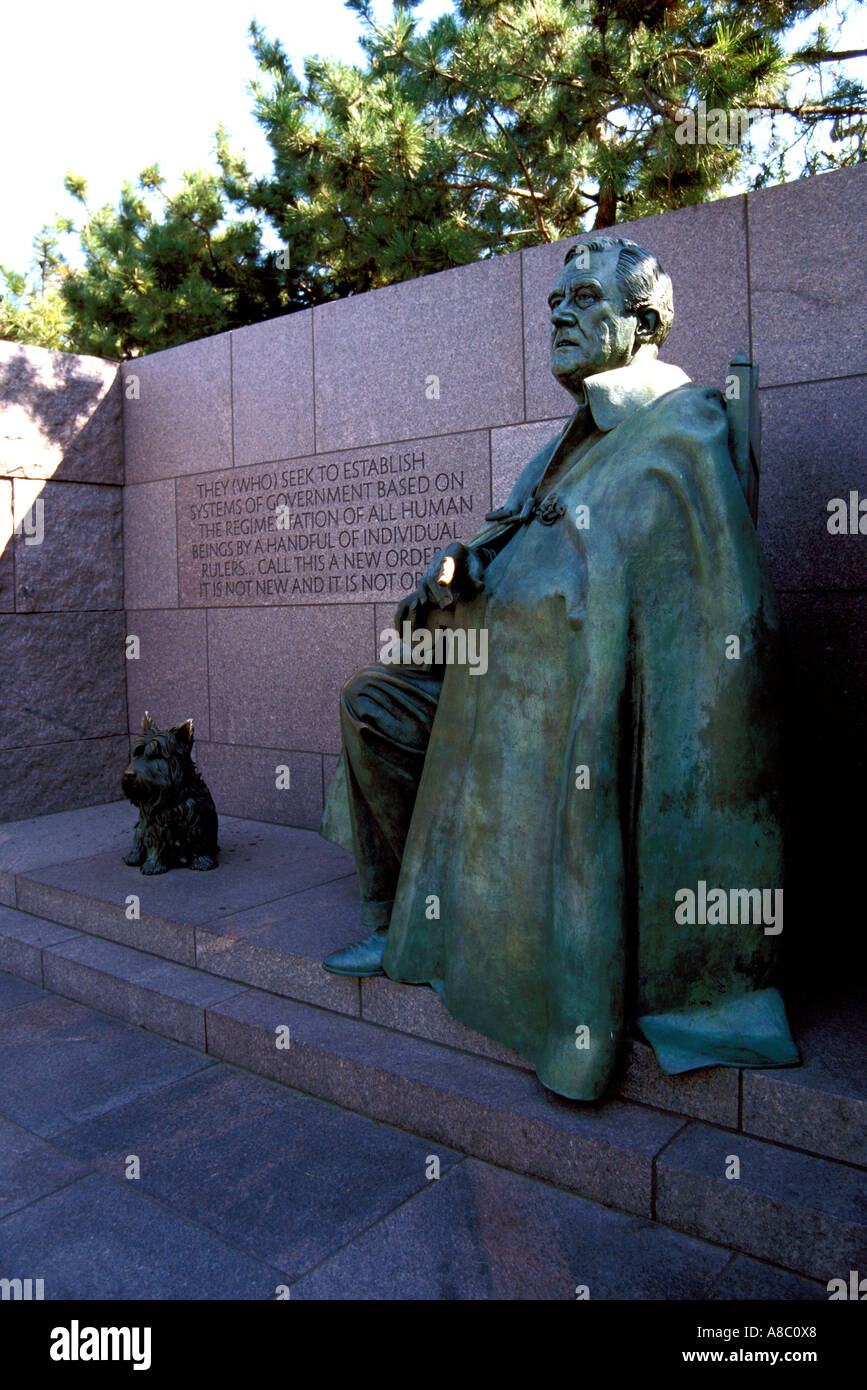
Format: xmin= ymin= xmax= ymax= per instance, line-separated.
xmin=394 ymin=543 xmax=484 ymax=629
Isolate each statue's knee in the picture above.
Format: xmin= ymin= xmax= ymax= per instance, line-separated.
xmin=340 ymin=666 xmax=382 ymax=724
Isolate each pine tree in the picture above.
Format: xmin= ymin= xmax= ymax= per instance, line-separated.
xmin=58 ymin=164 xmax=303 ymax=358
xmin=234 ymin=0 xmax=864 ymax=280
xmin=5 ymin=0 xmax=863 ymax=355
xmin=0 ymin=220 xmax=75 ymax=350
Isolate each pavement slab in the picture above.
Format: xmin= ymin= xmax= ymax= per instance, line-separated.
xmin=54 ymin=1063 xmax=463 ymax=1279
xmin=0 ymin=976 xmax=834 ymax=1302
xmin=0 ymin=970 xmax=45 ymax=1013
xmin=290 ymin=1156 xmax=732 ymax=1300
xmin=0 ymin=990 xmax=214 ymax=1137
xmin=0 ymin=1113 xmax=92 ymax=1219
xmin=0 ymin=1172 xmax=279 ymax=1300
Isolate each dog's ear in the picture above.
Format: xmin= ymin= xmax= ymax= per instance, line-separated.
xmin=174 ymin=718 xmax=194 ymax=749
xmin=141 ymin=711 xmax=155 ymax=733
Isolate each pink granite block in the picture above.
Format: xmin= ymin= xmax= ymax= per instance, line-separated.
xmin=0 ymin=611 xmax=126 ymax=749
xmin=194 ymin=742 xmax=324 ymax=828
xmin=124 ymin=480 xmax=178 ymax=610
xmin=0 ymin=479 xmax=13 ymax=612
xmin=14 ymin=480 xmax=122 ymax=613
xmin=490 ymin=418 xmax=569 ymax=506
xmin=0 ymin=342 xmax=121 ymax=485
xmin=313 ymin=255 xmax=524 ymax=451
xmin=124 ymin=609 xmax=210 ymax=742
xmin=757 ymin=376 xmax=867 ymax=591
xmin=748 ymin=166 xmax=867 ymax=388
xmin=122 ymin=333 xmax=232 ymax=483
xmin=0 ymin=738 xmax=129 ymax=822
xmin=176 ymin=432 xmax=491 ymax=609
xmin=207 ymin=603 xmax=373 ymax=753
xmin=232 ymin=311 xmax=315 ymax=467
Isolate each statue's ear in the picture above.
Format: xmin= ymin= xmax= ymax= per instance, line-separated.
xmin=174 ymin=718 xmax=194 ymax=748
xmin=141 ymin=711 xmax=155 ymax=733
xmin=636 ymin=308 xmax=659 ymax=343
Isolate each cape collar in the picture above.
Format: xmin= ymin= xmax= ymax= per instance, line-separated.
xmin=482 ymin=353 xmax=694 ymax=534
xmin=572 ymin=351 xmax=692 ymax=435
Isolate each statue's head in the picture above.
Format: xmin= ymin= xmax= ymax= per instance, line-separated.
xmin=549 ymin=237 xmax=674 ymax=397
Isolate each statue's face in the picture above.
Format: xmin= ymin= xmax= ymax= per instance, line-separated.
xmin=548 ymin=247 xmax=640 ymax=394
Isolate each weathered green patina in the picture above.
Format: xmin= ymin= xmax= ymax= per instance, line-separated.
xmin=321 ymin=238 xmax=798 ymax=1100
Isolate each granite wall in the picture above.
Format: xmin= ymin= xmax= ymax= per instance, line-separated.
xmin=118 ymin=163 xmax=863 ymax=982
xmin=0 ymin=342 xmax=126 ymax=819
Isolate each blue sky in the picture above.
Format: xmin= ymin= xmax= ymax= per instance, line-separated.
xmin=0 ymin=0 xmax=862 ymax=278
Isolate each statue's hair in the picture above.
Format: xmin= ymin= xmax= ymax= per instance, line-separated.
xmin=563 ymin=237 xmax=674 ymax=347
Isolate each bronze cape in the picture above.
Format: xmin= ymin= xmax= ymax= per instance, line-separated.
xmin=322 ymin=358 xmax=798 ymax=1099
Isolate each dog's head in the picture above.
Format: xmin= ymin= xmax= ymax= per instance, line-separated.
xmin=121 ymin=713 xmax=196 ymax=809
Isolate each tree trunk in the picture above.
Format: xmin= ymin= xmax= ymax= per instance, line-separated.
xmin=593 ymin=184 xmax=617 ymax=229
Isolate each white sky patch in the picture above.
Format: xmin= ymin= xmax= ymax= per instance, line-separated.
xmin=0 ymin=0 xmax=453 ymax=272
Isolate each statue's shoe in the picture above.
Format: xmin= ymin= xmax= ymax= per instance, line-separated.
xmin=322 ymin=928 xmax=388 ymax=977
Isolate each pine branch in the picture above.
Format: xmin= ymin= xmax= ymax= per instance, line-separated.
xmin=792 ymin=49 xmax=867 ymax=64
xmin=388 ymin=41 xmax=553 ymax=240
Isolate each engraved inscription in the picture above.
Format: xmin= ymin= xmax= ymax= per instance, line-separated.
xmin=177 ymin=434 xmax=490 ymax=606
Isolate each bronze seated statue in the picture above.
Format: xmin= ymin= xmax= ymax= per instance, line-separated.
xmin=319 ymin=236 xmax=799 ymax=1101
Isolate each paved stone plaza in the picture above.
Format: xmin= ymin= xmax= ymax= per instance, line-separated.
xmin=0 ymin=801 xmax=863 ymax=1299
xmin=0 ymin=970 xmax=828 ymax=1300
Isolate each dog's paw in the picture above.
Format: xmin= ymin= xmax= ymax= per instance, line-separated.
xmin=123 ymin=850 xmax=145 ymax=866
xmin=141 ymin=858 xmax=169 ymax=876
xmin=190 ymin=855 xmax=218 ymax=871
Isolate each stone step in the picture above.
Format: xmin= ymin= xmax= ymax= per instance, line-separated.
xmin=0 ymin=800 xmax=136 ymax=907
xmin=740 ymin=997 xmax=867 ymax=1169
xmin=5 ymin=805 xmax=359 ymax=972
xmin=0 ymin=802 xmax=864 ymax=1166
xmin=203 ymin=984 xmax=687 ymax=1220
xmin=2 ymin=889 xmax=866 ymax=1169
xmin=1 ymin=814 xmax=740 ymax=1122
xmin=0 ymin=907 xmax=247 ymax=1049
xmin=0 ymin=903 xmax=80 ymax=987
xmin=0 ymin=912 xmax=860 ymax=1282
xmin=0 ymin=911 xmax=681 ymax=1216
xmin=3 ymin=870 xmax=864 ymax=1163
xmin=656 ymin=1124 xmax=867 ymax=1285
xmin=210 ymin=986 xmax=863 ymax=1285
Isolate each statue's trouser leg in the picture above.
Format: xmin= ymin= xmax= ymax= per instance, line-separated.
xmin=339 ymin=662 xmax=445 ymax=929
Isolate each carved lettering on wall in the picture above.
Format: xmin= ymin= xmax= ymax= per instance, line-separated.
xmin=177 ymin=436 xmax=489 ymax=606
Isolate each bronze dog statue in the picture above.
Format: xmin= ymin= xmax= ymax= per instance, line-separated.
xmin=122 ymin=713 xmax=219 ymax=875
